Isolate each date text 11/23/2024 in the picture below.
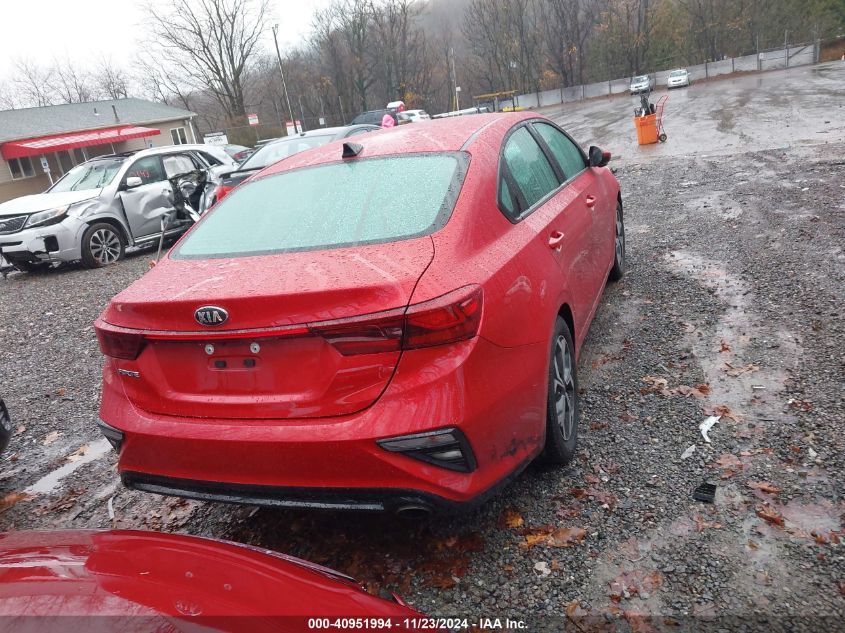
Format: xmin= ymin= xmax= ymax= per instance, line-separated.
xmin=307 ymin=618 xmax=528 ymax=630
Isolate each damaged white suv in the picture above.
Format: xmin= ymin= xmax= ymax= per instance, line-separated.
xmin=0 ymin=146 xmax=227 ymax=272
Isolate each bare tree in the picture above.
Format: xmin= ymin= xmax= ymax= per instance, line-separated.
xmin=93 ymin=56 xmax=130 ymax=100
xmin=144 ymin=0 xmax=269 ymax=120
xmin=51 ymin=57 xmax=95 ymax=103
xmin=12 ymin=59 xmax=56 ymax=107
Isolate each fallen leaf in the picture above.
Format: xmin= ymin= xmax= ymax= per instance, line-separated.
xmin=501 ymin=508 xmax=524 ymax=529
xmin=703 ymin=404 xmax=741 ymax=422
xmin=42 ymin=431 xmax=60 ymax=446
xmin=756 ymin=505 xmax=785 ymax=528
xmin=747 ymin=481 xmax=781 ymax=495
xmin=502 ymin=564 xmax=514 ymax=573
xmin=589 ymin=422 xmax=608 ymax=430
xmin=747 ymin=540 xmax=760 ymax=550
xmin=546 ymin=527 xmax=586 ymax=548
xmin=723 ymin=362 xmax=760 ymax=377
xmin=56 ymin=388 xmax=67 ymax=397
xmin=569 ymin=488 xmax=588 ymax=499
xmin=713 ymin=453 xmax=744 ymax=478
xmin=719 ymin=339 xmax=731 ymax=353
xmin=66 ymin=444 xmax=90 ymax=463
xmin=585 ymin=474 xmax=600 ymax=484
xmin=534 ymin=561 xmax=551 ymax=577
xmin=0 ymin=492 xmax=30 ymax=513
xmin=694 ymin=515 xmax=723 ymax=532
xmin=14 ymin=425 xmax=25 ymax=436
xmin=674 ymin=384 xmax=711 ymax=398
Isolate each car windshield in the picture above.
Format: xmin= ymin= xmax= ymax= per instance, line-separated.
xmin=633 ymin=75 xmax=649 ymax=82
xmin=174 ymin=154 xmax=463 ymax=258
xmin=670 ymin=70 xmax=687 ymax=77
xmin=238 ymin=135 xmax=335 ymax=171
xmin=48 ymin=158 xmax=124 ymax=193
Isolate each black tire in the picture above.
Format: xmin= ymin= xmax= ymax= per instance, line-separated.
xmin=659 ymin=133 xmax=668 ymax=142
xmin=539 ymin=317 xmax=579 ymax=465
xmin=609 ymin=201 xmax=625 ymax=281
xmin=81 ymin=223 xmax=125 ymax=269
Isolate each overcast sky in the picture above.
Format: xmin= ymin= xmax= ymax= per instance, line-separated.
xmin=0 ymin=0 xmax=330 ymax=78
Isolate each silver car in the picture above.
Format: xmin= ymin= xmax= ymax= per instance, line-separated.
xmin=0 ymin=146 xmax=224 ymax=272
xmin=630 ymin=75 xmax=654 ymax=94
xmin=667 ymin=68 xmax=691 ymax=89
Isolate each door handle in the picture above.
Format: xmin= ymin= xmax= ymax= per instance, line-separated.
xmin=548 ymin=231 xmax=565 ymax=250
xmin=585 ymin=195 xmax=597 ymax=208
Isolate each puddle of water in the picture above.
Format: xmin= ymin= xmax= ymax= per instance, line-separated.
xmin=24 ymin=438 xmax=111 ymax=495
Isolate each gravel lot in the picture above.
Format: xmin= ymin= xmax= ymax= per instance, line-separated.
xmin=1 ymin=64 xmax=843 ymax=630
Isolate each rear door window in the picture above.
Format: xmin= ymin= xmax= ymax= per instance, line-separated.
xmin=162 ymin=154 xmax=197 ymax=178
xmin=533 ymin=123 xmax=586 ymax=181
xmin=500 ymin=126 xmax=559 ymax=217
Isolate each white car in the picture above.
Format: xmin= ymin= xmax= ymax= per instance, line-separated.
xmin=402 ymin=109 xmax=431 ymax=122
xmin=667 ymin=69 xmax=691 ymax=89
xmin=629 ymin=75 xmax=654 ymax=94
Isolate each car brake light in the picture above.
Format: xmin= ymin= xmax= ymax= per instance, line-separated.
xmin=403 ymin=285 xmax=482 ymax=350
xmin=309 ymin=310 xmax=404 ymax=355
xmin=214 ymin=184 xmax=233 ymax=203
xmin=95 ymin=322 xmax=145 ymax=360
xmin=311 ymin=285 xmax=483 ymax=355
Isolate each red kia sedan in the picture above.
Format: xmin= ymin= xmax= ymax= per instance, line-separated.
xmin=95 ymin=112 xmax=624 ymax=514
xmin=0 ymin=530 xmax=422 ymax=629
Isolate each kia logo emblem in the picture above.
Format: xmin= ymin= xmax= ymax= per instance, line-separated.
xmin=194 ymin=306 xmax=228 ymax=326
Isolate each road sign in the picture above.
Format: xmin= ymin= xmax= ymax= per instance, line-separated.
xmin=39 ymin=156 xmax=50 ymax=173
xmin=247 ymin=113 xmax=260 ymax=126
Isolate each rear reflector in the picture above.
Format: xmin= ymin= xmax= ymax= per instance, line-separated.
xmin=95 ymin=321 xmax=145 ymax=360
xmin=377 ymin=427 xmax=477 ymax=472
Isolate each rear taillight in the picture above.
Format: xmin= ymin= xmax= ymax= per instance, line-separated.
xmin=95 ymin=321 xmax=145 ymax=360
xmin=214 ymin=184 xmax=234 ymax=203
xmin=311 ymin=285 xmax=482 ymax=356
xmin=403 ymin=285 xmax=482 ymax=350
xmin=309 ymin=310 xmax=404 ymax=355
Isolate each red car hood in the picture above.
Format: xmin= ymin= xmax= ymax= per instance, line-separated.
xmin=0 ymin=530 xmax=420 ymax=629
xmin=101 ymin=238 xmax=435 ymax=332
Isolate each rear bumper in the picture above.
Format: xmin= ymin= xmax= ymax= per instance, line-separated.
xmin=100 ymin=336 xmax=548 ymax=509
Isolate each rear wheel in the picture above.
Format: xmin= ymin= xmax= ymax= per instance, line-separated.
xmin=659 ymin=133 xmax=667 ymax=142
xmin=540 ymin=317 xmax=579 ymax=465
xmin=609 ymin=202 xmax=625 ymax=281
xmin=81 ymin=223 xmax=124 ymax=268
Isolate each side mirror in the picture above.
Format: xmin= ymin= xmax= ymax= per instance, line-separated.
xmin=124 ymin=176 xmax=143 ymax=189
xmin=589 ymin=146 xmax=611 ymax=168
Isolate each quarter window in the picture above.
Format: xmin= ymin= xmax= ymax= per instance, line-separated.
xmin=170 ymin=127 xmax=189 ymax=145
xmin=500 ymin=127 xmax=558 ymax=216
xmin=533 ymin=123 xmax=586 ymax=181
xmin=8 ymin=157 xmax=35 ymax=180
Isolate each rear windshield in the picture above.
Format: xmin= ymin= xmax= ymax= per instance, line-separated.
xmin=174 ymin=153 xmax=465 ymax=258
xmin=239 ymin=135 xmax=335 ymax=171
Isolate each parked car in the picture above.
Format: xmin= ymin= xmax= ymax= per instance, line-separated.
xmin=0 ymin=530 xmax=423 ymax=627
xmin=629 ymin=74 xmax=654 ymax=94
xmin=402 ymin=109 xmax=431 ymax=122
xmin=350 ymin=109 xmax=399 ymax=126
xmin=0 ymin=146 xmax=222 ymax=271
xmin=94 ymin=113 xmax=623 ymax=514
xmin=176 ymin=144 xmax=240 ymax=174
xmin=667 ymin=68 xmax=691 ymax=88
xmin=0 ymin=398 xmax=10 ymax=455
xmin=220 ymin=143 xmax=253 ymax=162
xmin=214 ymin=125 xmax=380 ymax=201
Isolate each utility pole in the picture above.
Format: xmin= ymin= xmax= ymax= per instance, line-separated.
xmin=450 ymin=47 xmax=459 ymax=111
xmin=298 ymin=95 xmax=307 ymax=132
xmin=271 ymin=24 xmax=298 ymax=134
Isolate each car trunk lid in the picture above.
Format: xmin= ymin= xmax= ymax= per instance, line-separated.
xmin=98 ymin=239 xmax=434 ymax=419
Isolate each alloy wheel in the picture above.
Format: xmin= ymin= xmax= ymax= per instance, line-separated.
xmin=552 ymin=334 xmax=576 ymax=441
xmin=615 ymin=207 xmax=625 ymax=264
xmin=90 ymin=228 xmax=122 ymax=265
